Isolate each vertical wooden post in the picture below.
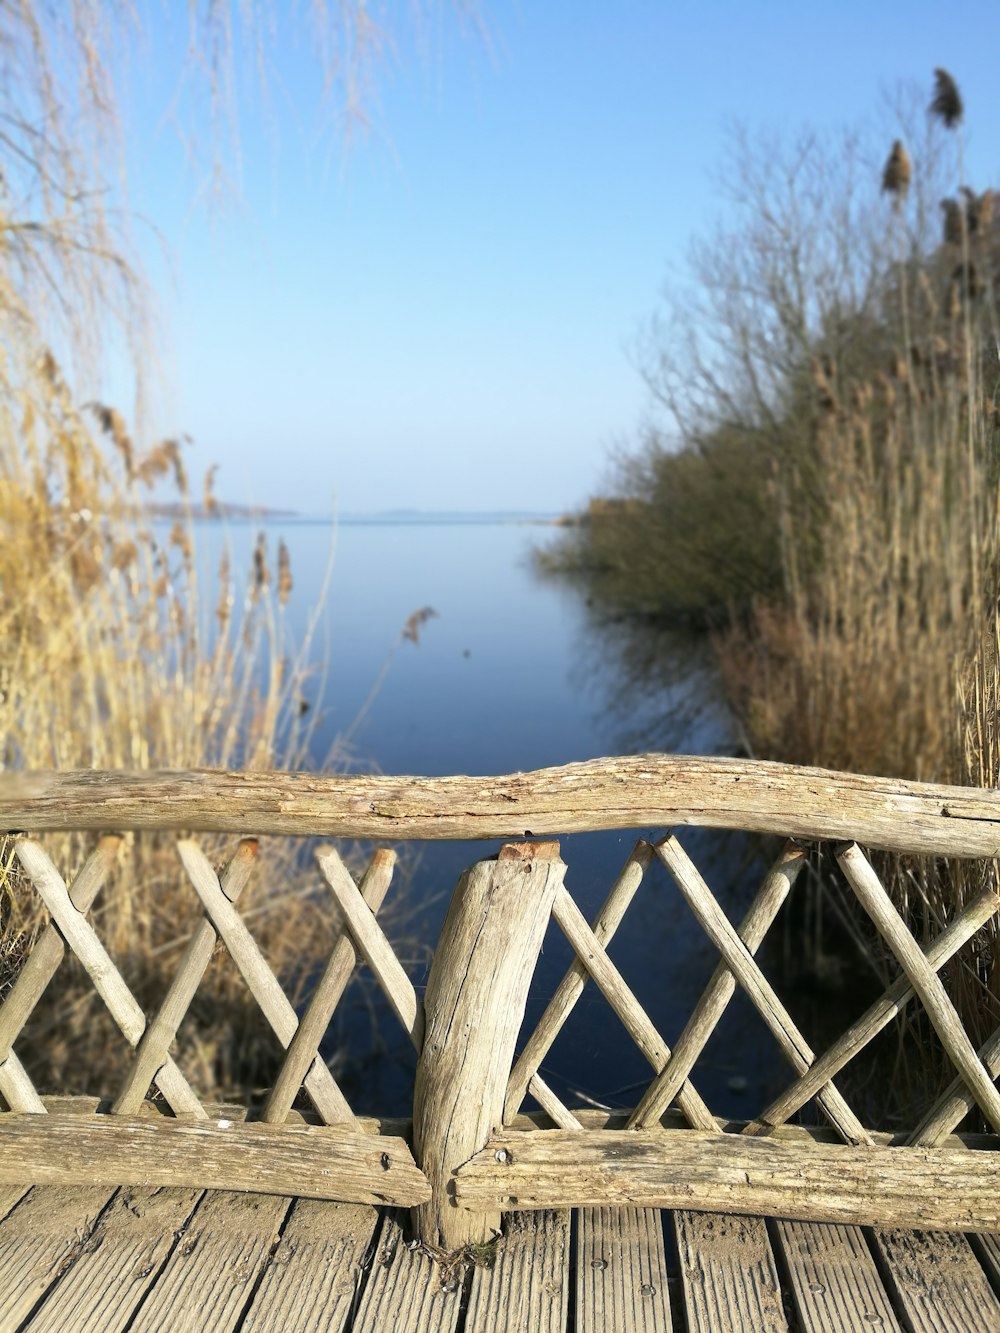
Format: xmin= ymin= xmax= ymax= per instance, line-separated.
xmin=412 ymin=840 xmax=564 ymax=1250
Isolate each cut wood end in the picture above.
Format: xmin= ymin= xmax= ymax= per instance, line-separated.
xmin=498 ymin=840 xmax=561 ymax=862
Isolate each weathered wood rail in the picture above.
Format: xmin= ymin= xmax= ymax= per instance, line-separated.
xmin=2 ymin=754 xmax=1000 ymax=1261
xmin=4 ymin=754 xmax=1000 ymax=854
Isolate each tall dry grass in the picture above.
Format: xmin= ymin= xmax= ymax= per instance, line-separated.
xmin=719 ymin=97 xmax=1000 ymax=1118
xmin=0 ymin=354 xmax=350 ymax=1104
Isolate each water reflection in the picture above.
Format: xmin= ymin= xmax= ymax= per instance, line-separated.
xmin=183 ymin=516 xmax=798 ymax=1121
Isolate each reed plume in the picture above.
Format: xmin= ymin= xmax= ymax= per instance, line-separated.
xmin=930 ymin=68 xmax=964 ymax=129
xmin=882 ymin=139 xmax=911 ymax=202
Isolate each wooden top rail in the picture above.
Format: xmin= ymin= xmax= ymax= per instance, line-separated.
xmin=2 ymin=756 xmax=1000 ymax=855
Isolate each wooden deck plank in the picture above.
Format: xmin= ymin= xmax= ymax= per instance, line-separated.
xmin=773 ymin=1220 xmax=902 ymax=1332
xmin=465 ymin=1210 xmax=571 ymax=1333
xmin=968 ymin=1231 xmax=1000 ymax=1290
xmin=576 ymin=1207 xmax=671 ymax=1332
xmin=351 ymin=1214 xmax=463 ymax=1333
xmin=871 ymin=1228 xmax=1000 ymax=1333
xmin=127 ymin=1190 xmax=291 ymax=1333
xmin=239 ymin=1200 xmax=379 ymax=1333
xmin=0 ymin=1184 xmax=117 ymax=1329
xmin=674 ymin=1210 xmax=788 ymax=1333
xmin=22 ymin=1187 xmax=203 ymax=1333
xmin=0 ymin=1185 xmax=30 ymax=1220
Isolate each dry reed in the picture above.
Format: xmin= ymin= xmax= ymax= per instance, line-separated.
xmin=0 ymin=357 xmax=360 ymax=1105
xmin=720 ymin=71 xmax=1000 ymax=1121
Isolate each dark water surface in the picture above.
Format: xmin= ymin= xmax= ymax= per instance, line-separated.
xmin=195 ymin=516 xmax=788 ymax=1121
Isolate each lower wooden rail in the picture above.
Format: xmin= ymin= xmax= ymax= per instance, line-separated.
xmin=0 ymin=1112 xmax=429 ymax=1207
xmin=452 ymin=1129 xmax=1000 ymax=1232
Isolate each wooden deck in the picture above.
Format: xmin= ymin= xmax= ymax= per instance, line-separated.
xmin=3 ymin=1185 xmax=1000 ymax=1332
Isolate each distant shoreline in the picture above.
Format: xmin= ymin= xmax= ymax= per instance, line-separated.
xmin=150 ymin=503 xmax=567 ymax=526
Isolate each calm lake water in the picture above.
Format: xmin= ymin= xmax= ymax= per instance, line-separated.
xmin=191 ymin=515 xmax=786 ymax=1120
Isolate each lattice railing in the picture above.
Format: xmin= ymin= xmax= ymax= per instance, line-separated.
xmin=3 ymin=757 xmax=1000 ymax=1248
xmin=445 ymin=832 xmax=1000 ymax=1246
xmin=498 ymin=834 xmax=1000 ymax=1147
xmin=0 ymin=833 xmax=430 ymax=1209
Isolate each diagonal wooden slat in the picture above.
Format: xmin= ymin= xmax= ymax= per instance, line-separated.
xmin=0 ymin=1048 xmax=45 ymax=1115
xmin=112 ymin=839 xmax=259 ymax=1115
xmin=0 ymin=838 xmax=121 ymax=1114
xmin=911 ymin=1024 xmax=1000 ymax=1146
xmin=13 ymin=839 xmax=204 ymax=1117
xmin=176 ymin=841 xmax=354 ymax=1124
xmin=549 ymin=884 xmax=717 ymax=1128
xmin=505 ymin=841 xmax=652 ymax=1124
xmin=656 ymin=836 xmax=871 ymax=1146
xmin=527 ymin=1072 xmax=583 ymax=1130
xmin=263 ymin=847 xmax=397 ymax=1123
xmin=746 ymin=878 xmax=1000 ymax=1138
xmin=628 ymin=842 xmax=807 ymax=1130
xmin=836 ymin=843 xmax=1000 ymax=1137
xmin=315 ymin=847 xmax=425 ymax=1052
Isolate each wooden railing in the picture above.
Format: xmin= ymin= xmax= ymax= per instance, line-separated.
xmin=2 ymin=756 xmax=1000 ymax=1252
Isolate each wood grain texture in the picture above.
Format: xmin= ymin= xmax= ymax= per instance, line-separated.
xmin=177 ymin=839 xmax=354 ymax=1124
xmin=749 ymin=879 xmax=1000 ymax=1138
xmin=549 ymin=883 xmax=716 ymax=1130
xmin=0 ymin=1049 xmax=45 ymax=1115
xmin=911 ymin=1023 xmax=1000 ymax=1147
xmin=872 ymin=1227 xmax=1000 ymax=1333
xmin=113 ymin=838 xmax=259 ymax=1115
xmin=239 ymin=1200 xmax=378 ymax=1333
xmin=413 ymin=848 xmax=565 ymax=1249
xmin=505 ymin=840 xmax=652 ymax=1122
xmin=629 ymin=842 xmax=807 ymax=1129
xmin=527 ymin=1072 xmax=583 ymax=1130
xmin=455 ymin=1129 xmax=1000 ymax=1232
xmin=657 ymin=836 xmax=871 ymax=1146
xmin=351 ymin=1214 xmax=463 ymax=1333
xmin=2 ymin=837 xmax=115 ymax=1109
xmin=464 ymin=1210 xmax=570 ymax=1333
xmin=127 ymin=1190 xmax=290 ymax=1333
xmin=969 ymin=1231 xmax=1000 ymax=1292
xmin=0 ymin=1112 xmax=431 ymax=1207
xmin=21 ymin=1186 xmax=203 ymax=1332
xmin=14 ymin=838 xmax=205 ymax=1118
xmin=576 ymin=1207 xmax=671 ymax=1332
xmin=0 ymin=840 xmax=126 ymax=1116
xmin=0 ymin=837 xmax=120 ymax=1061
xmin=0 ymin=1184 xmax=30 ymax=1220
xmin=674 ymin=1210 xmax=787 ymax=1333
xmin=6 ymin=755 xmax=1000 ymax=855
xmin=316 ymin=846 xmax=424 ymax=1052
xmin=0 ymin=1184 xmax=117 ymax=1329
xmin=265 ymin=849 xmax=396 ymax=1124
xmin=837 ymin=844 xmax=1000 ymax=1136
xmin=772 ymin=1219 xmax=902 ymax=1332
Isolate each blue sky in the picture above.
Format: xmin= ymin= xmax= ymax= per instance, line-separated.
xmin=122 ymin=1 xmax=1000 ymax=515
